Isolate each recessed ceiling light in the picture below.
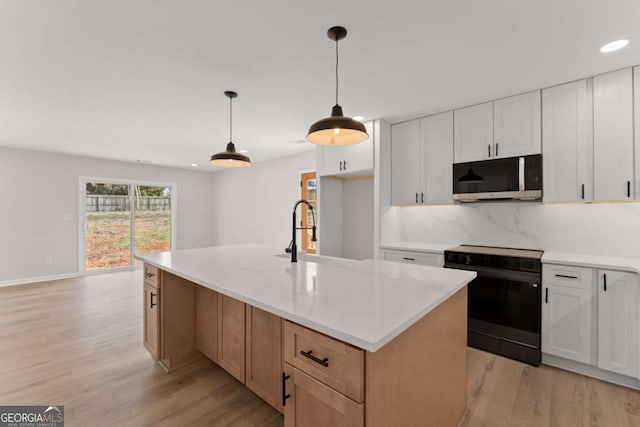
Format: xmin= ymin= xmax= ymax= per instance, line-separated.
xmin=191 ymin=163 xmax=199 ymax=167
xmin=353 ymin=116 xmax=364 ymax=122
xmin=600 ymin=39 xmax=629 ymax=53
xmin=239 ymin=149 xmax=249 ymax=153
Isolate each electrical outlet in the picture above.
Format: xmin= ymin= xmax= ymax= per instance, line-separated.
xmin=45 ymin=256 xmax=53 ymax=265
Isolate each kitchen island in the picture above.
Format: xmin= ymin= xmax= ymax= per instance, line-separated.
xmin=136 ymin=244 xmax=475 ymax=426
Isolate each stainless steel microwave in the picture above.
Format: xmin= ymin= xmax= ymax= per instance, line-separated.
xmin=452 ymin=154 xmax=542 ymax=202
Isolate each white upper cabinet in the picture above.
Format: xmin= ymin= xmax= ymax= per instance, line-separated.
xmin=453 ymin=102 xmax=493 ymax=163
xmin=597 ymin=270 xmax=639 ymax=378
xmin=542 ymin=80 xmax=592 ymax=202
xmin=422 ymin=111 xmax=453 ymax=205
xmin=493 ymin=90 xmax=541 ymax=158
xmin=391 ymin=112 xmax=453 ymax=206
xmin=316 ymin=121 xmax=374 ymax=176
xmin=634 ymin=67 xmax=640 ymax=200
xmin=343 ymin=121 xmax=374 ymax=172
xmin=593 ymin=68 xmax=634 ymax=201
xmin=391 ymin=119 xmax=421 ymax=205
xmin=317 ymin=143 xmax=343 ymax=176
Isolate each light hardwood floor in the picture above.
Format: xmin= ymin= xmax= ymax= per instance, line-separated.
xmin=1 ymin=271 xmax=639 ymax=427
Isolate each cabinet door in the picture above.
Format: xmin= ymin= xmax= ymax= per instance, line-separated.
xmin=217 ymin=294 xmax=246 ymax=382
xmin=543 ymin=80 xmax=592 ymax=202
xmin=422 ymin=111 xmax=453 ymax=205
xmin=598 ymin=270 xmax=639 ymax=378
xmin=454 ymin=101 xmax=493 ymax=163
xmin=391 ymin=119 xmax=421 ymax=205
xmin=143 ymin=283 xmax=160 ymax=360
xmin=343 ymin=121 xmax=374 ymax=173
xmin=196 ymin=286 xmax=218 ymax=363
xmin=593 ymin=68 xmax=634 ymax=201
xmin=246 ymin=306 xmax=283 ymax=413
xmin=493 ymin=90 xmax=541 ymax=158
xmin=317 ymin=146 xmax=343 ymax=177
xmin=541 ymin=284 xmax=592 ymax=364
xmin=283 ymin=364 xmax=364 ymax=427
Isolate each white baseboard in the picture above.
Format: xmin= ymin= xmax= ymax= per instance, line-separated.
xmin=543 ymin=353 xmax=640 ymax=390
xmin=0 ymin=272 xmax=82 ymax=288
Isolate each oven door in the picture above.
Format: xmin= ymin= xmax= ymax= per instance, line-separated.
xmin=452 ymin=264 xmax=541 ymax=349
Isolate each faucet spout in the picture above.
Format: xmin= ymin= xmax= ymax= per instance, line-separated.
xmin=287 ymin=199 xmax=317 ymax=262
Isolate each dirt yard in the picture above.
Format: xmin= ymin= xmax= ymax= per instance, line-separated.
xmin=85 ymin=211 xmax=170 ymax=270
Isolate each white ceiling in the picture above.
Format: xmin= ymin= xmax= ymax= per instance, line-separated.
xmin=1 ymin=0 xmax=640 ymax=170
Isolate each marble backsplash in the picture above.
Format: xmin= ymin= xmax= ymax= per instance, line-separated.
xmin=381 ymin=202 xmax=640 ymax=257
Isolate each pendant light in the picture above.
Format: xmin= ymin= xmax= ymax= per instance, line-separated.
xmin=307 ymin=26 xmax=368 ymax=146
xmin=210 ymin=91 xmax=251 ymax=167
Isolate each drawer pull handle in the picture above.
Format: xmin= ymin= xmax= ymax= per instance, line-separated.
xmin=300 ymin=350 xmax=329 ymax=367
xmin=282 ymin=372 xmax=291 ymax=406
xmin=555 ymin=274 xmax=578 ymax=279
xmin=403 ymin=257 xmax=416 ymax=261
xmin=545 ymin=287 xmax=548 ymax=304
xmin=603 ymin=273 xmax=607 ymax=292
xmin=150 ymin=292 xmax=157 ymax=309
xmin=145 ymin=273 xmax=154 ymax=278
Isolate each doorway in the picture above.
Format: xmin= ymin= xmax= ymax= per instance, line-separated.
xmin=81 ymin=179 xmax=175 ymax=272
xmin=300 ymin=171 xmax=317 ymax=254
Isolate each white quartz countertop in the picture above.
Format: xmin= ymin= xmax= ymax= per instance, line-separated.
xmin=542 ymin=252 xmax=640 ymax=274
xmin=136 ymin=244 xmax=475 ymax=352
xmin=380 ymin=242 xmax=458 ymax=254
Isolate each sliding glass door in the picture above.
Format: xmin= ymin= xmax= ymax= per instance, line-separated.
xmin=82 ymin=180 xmax=174 ymax=272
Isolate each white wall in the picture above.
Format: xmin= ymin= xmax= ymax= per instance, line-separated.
xmin=0 ymin=147 xmax=216 ymax=283
xmin=343 ymin=178 xmax=374 ymax=260
xmin=382 ymin=202 xmax=640 ymax=257
xmin=210 ymin=150 xmax=315 ymax=250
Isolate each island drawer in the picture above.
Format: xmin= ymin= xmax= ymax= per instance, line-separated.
xmin=284 ymin=321 xmax=364 ymax=403
xmin=542 ymin=264 xmax=593 ymax=290
xmin=143 ymin=264 xmax=160 ymax=288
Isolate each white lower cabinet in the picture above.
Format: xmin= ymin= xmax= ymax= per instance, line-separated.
xmin=597 ymin=270 xmax=639 ymax=378
xmin=542 ymin=284 xmax=592 ymax=364
xmin=381 ymin=249 xmax=443 ymax=267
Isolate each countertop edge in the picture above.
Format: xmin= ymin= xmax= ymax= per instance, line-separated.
xmin=542 ymin=252 xmax=640 ymax=274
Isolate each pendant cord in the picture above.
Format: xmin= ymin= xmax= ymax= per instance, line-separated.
xmin=229 ymin=96 xmax=233 ymax=142
xmin=335 ymin=38 xmax=339 ymax=106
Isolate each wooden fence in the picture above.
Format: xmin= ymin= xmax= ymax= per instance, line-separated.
xmin=86 ymin=195 xmax=171 ymax=212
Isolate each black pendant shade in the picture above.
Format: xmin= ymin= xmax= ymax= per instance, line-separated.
xmin=458 ymin=168 xmax=484 ymax=183
xmin=210 ymin=91 xmax=251 ymax=168
xmin=307 ymin=26 xmax=368 ymax=146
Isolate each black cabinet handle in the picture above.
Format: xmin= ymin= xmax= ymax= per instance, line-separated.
xmin=343 ymin=160 xmax=346 ymax=170
xmin=150 ymin=292 xmax=157 ymax=309
xmin=339 ymin=161 xmax=343 ymax=171
xmin=403 ymin=257 xmax=416 ymax=261
xmin=627 ymin=181 xmax=631 ymax=198
xmin=495 ymin=143 xmax=499 ymax=157
xmin=300 ymin=350 xmax=329 ymax=367
xmin=282 ymin=372 xmax=291 ymax=406
xmin=421 ymin=192 xmax=424 ymax=203
xmin=145 ymin=272 xmax=153 ymax=278
xmin=415 ymin=193 xmax=418 ymax=204
xmin=581 ymin=184 xmax=585 ymax=200
xmin=488 ymin=144 xmax=491 ymax=157
xmin=545 ymin=287 xmax=548 ymax=304
xmin=555 ymin=274 xmax=578 ymax=279
xmin=603 ymin=273 xmax=607 ymax=292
